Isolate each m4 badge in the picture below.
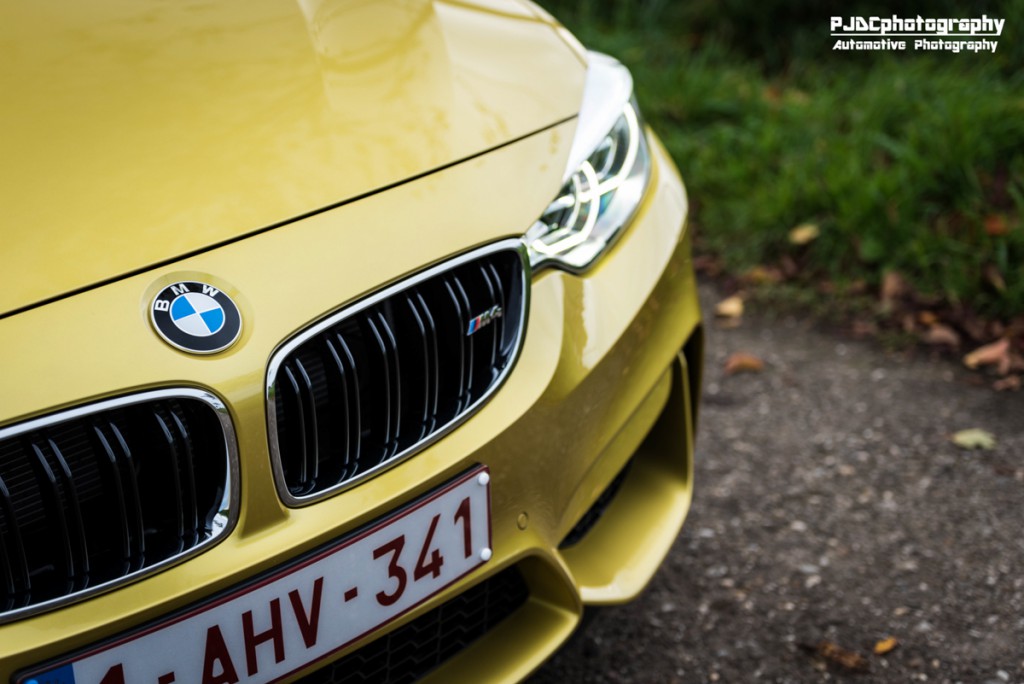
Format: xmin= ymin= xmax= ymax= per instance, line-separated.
xmin=466 ymin=306 xmax=502 ymax=336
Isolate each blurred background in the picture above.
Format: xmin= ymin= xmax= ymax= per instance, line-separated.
xmin=546 ymin=0 xmax=1023 ymax=343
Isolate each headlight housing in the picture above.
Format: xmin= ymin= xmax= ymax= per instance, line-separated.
xmin=525 ymin=52 xmax=652 ymax=272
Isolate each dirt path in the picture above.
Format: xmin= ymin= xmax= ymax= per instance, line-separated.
xmin=531 ymin=280 xmax=1024 ymax=683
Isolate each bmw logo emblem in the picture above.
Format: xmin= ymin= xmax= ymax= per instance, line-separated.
xmin=150 ymin=281 xmax=242 ymax=354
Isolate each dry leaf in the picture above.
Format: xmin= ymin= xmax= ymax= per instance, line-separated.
xmin=963 ymin=338 xmax=1011 ymax=375
xmin=921 ymin=324 xmax=960 ymax=347
xmin=984 ymin=214 xmax=1009 ymax=237
xmin=873 ymin=637 xmax=900 ymax=655
xmin=815 ymin=641 xmax=869 ymax=672
xmin=881 ymin=271 xmax=908 ymax=307
xmin=984 ymin=264 xmax=1007 ymax=292
xmin=715 ymin=295 xmax=744 ymax=319
xmin=723 ymin=352 xmax=764 ymax=376
xmin=917 ymin=311 xmax=938 ymax=326
xmin=742 ymin=265 xmax=783 ymax=285
xmin=951 ymin=428 xmax=997 ymax=450
xmin=993 ymin=375 xmax=1021 ymax=392
xmin=789 ymin=223 xmax=820 ymax=245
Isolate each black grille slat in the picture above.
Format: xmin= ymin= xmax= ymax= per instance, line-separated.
xmin=168 ymin=408 xmax=201 ymax=547
xmin=477 ymin=265 xmax=499 ymax=371
xmin=441 ymin=279 xmax=469 ymax=415
xmin=28 ymin=443 xmax=76 ymax=595
xmin=0 ymin=475 xmax=30 ymax=609
xmin=413 ymin=291 xmax=441 ymax=431
xmin=486 ymin=262 xmax=507 ymax=359
xmin=298 ymin=566 xmax=528 ymax=684
xmin=293 ymin=359 xmax=322 ymax=490
xmin=403 ymin=293 xmax=432 ymax=442
xmin=0 ymin=393 xmax=232 ymax=620
xmin=323 ymin=336 xmax=355 ymax=479
xmin=450 ymin=275 xmax=476 ymax=402
xmin=270 ymin=245 xmax=526 ymax=501
xmin=281 ymin=363 xmax=317 ymax=495
xmin=92 ymin=422 xmax=146 ymax=573
xmin=369 ymin=311 xmax=402 ymax=462
xmin=152 ymin=413 xmax=186 ymax=555
xmin=44 ymin=439 xmax=90 ymax=591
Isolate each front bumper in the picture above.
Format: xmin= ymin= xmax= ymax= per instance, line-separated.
xmin=0 ymin=123 xmax=700 ymax=682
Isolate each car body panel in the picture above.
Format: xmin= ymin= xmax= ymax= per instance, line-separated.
xmin=0 ymin=121 xmax=699 ymax=680
xmin=0 ymin=1 xmax=702 ymax=679
xmin=0 ymin=0 xmax=584 ymax=317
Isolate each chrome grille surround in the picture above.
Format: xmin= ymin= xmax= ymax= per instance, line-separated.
xmin=266 ymin=239 xmax=530 ymax=506
xmin=0 ymin=388 xmax=238 ymax=624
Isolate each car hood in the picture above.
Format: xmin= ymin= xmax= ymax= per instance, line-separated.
xmin=0 ymin=0 xmax=585 ymax=316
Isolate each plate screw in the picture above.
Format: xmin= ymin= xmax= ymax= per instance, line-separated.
xmin=480 ymin=547 xmax=493 ymax=561
xmin=477 ymin=472 xmax=490 ymax=486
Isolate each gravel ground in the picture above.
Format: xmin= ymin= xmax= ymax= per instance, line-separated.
xmin=531 ymin=280 xmax=1024 ymax=683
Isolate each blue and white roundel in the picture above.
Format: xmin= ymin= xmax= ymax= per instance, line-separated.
xmin=150 ymin=281 xmax=242 ymax=354
xmin=170 ymin=292 xmax=225 ymax=337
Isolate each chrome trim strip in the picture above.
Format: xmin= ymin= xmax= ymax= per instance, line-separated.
xmin=0 ymin=388 xmax=240 ymax=624
xmin=266 ymin=238 xmax=531 ymax=507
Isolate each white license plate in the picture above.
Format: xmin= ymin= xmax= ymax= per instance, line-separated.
xmin=22 ymin=467 xmax=493 ymax=684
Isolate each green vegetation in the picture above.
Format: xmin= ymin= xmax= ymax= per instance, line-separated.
xmin=546 ymin=1 xmax=1024 ymax=319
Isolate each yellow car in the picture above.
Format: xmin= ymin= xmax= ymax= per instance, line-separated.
xmin=0 ymin=1 xmax=702 ymax=682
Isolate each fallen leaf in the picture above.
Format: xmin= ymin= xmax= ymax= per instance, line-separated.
xmin=917 ymin=311 xmax=938 ymax=326
xmin=993 ymin=375 xmax=1021 ymax=392
xmin=789 ymin=223 xmax=820 ymax=245
xmin=873 ymin=637 xmax=900 ymax=656
xmin=815 ymin=641 xmax=869 ymax=672
xmin=723 ymin=352 xmax=764 ymax=376
xmin=983 ymin=264 xmax=1007 ymax=292
xmin=881 ymin=271 xmax=908 ymax=308
xmin=921 ymin=324 xmax=960 ymax=347
xmin=951 ymin=428 xmax=997 ymax=450
xmin=715 ymin=295 xmax=744 ymax=319
xmin=984 ymin=214 xmax=1009 ymax=237
xmin=741 ymin=265 xmax=783 ymax=285
xmin=963 ymin=338 xmax=1011 ymax=375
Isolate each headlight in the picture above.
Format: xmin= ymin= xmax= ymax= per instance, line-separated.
xmin=524 ymin=52 xmax=652 ymax=272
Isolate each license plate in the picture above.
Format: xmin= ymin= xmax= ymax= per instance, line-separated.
xmin=21 ymin=467 xmax=492 ymax=684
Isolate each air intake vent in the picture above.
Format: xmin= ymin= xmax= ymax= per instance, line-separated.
xmin=298 ymin=566 xmax=529 ymax=684
xmin=268 ymin=240 xmax=528 ymax=505
xmin=0 ymin=390 xmax=237 ymax=622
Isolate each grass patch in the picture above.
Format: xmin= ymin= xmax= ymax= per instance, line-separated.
xmin=544 ymin=1 xmax=1024 ymax=320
